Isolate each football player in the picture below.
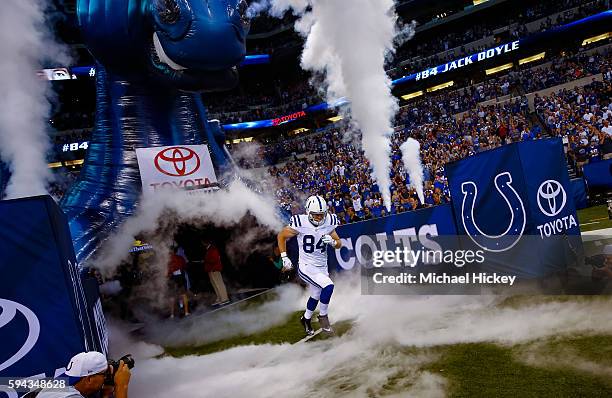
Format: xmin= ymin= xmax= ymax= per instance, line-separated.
xmin=277 ymin=195 xmax=342 ymax=335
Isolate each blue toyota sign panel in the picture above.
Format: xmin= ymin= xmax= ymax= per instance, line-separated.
xmin=446 ymin=138 xmax=581 ymax=277
xmin=0 ymin=196 xmax=106 ymax=382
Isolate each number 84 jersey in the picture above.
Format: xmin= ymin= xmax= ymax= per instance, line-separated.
xmin=289 ymin=213 xmax=341 ymax=267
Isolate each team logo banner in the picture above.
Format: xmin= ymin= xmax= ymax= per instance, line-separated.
xmin=445 ymin=138 xmax=581 ymax=278
xmin=0 ymin=196 xmax=106 ymax=387
xmin=328 ymin=204 xmax=458 ymax=271
xmin=331 ymin=139 xmax=600 ymax=294
xmin=136 ymin=145 xmax=218 ymax=195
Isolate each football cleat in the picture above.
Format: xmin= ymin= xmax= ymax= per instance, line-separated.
xmin=318 ymin=314 xmax=333 ymax=333
xmin=300 ymin=315 xmax=314 ymax=336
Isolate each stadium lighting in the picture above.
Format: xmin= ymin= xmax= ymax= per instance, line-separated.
xmin=426 ymin=81 xmax=454 ymax=93
xmin=230 ymin=137 xmax=254 ymax=144
xmin=485 ymin=63 xmax=513 ymax=75
xmin=473 ymin=0 xmax=490 ymax=5
xmin=519 ymin=52 xmax=546 ymax=65
xmin=327 ymin=115 xmax=344 ymax=122
xmin=64 ymin=159 xmax=84 ymax=166
xmin=582 ymin=32 xmax=611 ymax=46
xmin=291 ymin=128 xmax=310 ymax=135
xmin=401 ymin=91 xmax=424 ymax=101
xmin=47 ymin=162 xmax=63 ymax=168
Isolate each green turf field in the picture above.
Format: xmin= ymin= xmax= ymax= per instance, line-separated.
xmin=163 ymin=311 xmax=353 ymax=357
xmin=161 ymin=300 xmax=612 ymax=397
xmin=578 ymin=205 xmax=612 ymax=232
xmin=426 ymin=339 xmax=612 ymax=398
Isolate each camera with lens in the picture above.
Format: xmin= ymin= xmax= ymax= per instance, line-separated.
xmin=105 ymin=354 xmax=135 ymax=385
xmin=585 ymin=254 xmax=606 ymax=269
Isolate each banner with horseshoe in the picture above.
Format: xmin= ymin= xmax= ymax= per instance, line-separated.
xmin=446 ymin=138 xmax=582 ymax=277
xmin=0 ymin=196 xmax=106 ymax=379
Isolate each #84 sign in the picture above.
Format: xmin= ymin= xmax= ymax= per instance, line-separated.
xmin=136 ymin=145 xmax=218 ymax=195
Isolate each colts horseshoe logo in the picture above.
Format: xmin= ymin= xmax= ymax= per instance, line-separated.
xmin=0 ymin=299 xmax=41 ymax=372
xmin=461 ymin=172 xmax=526 ymax=252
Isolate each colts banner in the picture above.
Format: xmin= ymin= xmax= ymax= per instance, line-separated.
xmin=446 ymin=138 xmax=581 ymax=277
xmin=328 ymin=204 xmax=458 ymax=271
xmin=0 ymin=196 xmax=106 ymax=384
xmin=136 ymin=145 xmax=218 ymax=195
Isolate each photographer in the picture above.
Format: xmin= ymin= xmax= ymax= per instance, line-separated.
xmin=592 ymin=245 xmax=612 ymax=281
xmin=37 ymin=352 xmax=130 ymax=398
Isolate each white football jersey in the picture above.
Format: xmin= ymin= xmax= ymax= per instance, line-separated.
xmin=289 ymin=213 xmax=340 ymax=267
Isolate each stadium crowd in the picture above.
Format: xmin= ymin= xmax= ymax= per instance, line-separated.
xmin=535 ymin=79 xmax=612 ymax=171
xmin=519 ymin=50 xmax=611 ymax=93
xmin=260 ymin=96 xmax=538 ymax=223
xmin=229 ymin=46 xmax=610 ymax=148
xmin=211 ymin=46 xmax=611 ymax=124
xmin=255 ymin=74 xmax=612 ymax=224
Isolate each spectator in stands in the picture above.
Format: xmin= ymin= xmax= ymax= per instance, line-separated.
xmin=602 ymin=120 xmax=612 ymax=136
xmin=589 ymin=138 xmax=602 ymax=162
xmin=203 ymin=238 xmax=230 ymax=306
xmin=261 ymin=96 xmax=540 ymax=223
xmin=167 ymin=248 xmax=190 ymax=318
xmin=350 ymin=187 xmax=363 ymax=216
xmin=574 ymin=138 xmax=590 ymax=171
xmin=37 ymin=352 xmax=131 ymax=398
xmin=331 ymin=193 xmax=346 ymax=222
xmin=361 ymin=206 xmax=373 ymax=221
xmin=370 ymin=197 xmax=386 ymax=218
xmin=346 ymin=207 xmax=361 ymax=223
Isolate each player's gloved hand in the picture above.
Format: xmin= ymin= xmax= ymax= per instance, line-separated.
xmin=280 ymin=252 xmax=293 ymax=272
xmin=322 ymin=234 xmax=335 ymax=245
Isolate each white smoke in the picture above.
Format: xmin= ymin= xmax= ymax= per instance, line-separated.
xmin=92 ymin=180 xmax=283 ymax=276
xmin=225 ymin=224 xmax=274 ymax=265
xmin=400 ymin=138 xmax=425 ymax=204
xmin=249 ymin=0 xmax=406 ymax=211
xmin=0 ymin=0 xmax=67 ymax=199
xmin=108 ymin=271 xmax=612 ymax=397
xmin=145 ymin=284 xmax=304 ymax=347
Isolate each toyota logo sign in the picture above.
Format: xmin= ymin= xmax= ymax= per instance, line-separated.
xmin=154 ymin=147 xmax=201 ymax=177
xmin=537 ymin=179 xmax=567 ymax=217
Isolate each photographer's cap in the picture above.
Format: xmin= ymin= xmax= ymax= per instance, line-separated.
xmin=65 ymin=351 xmax=108 ymax=377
